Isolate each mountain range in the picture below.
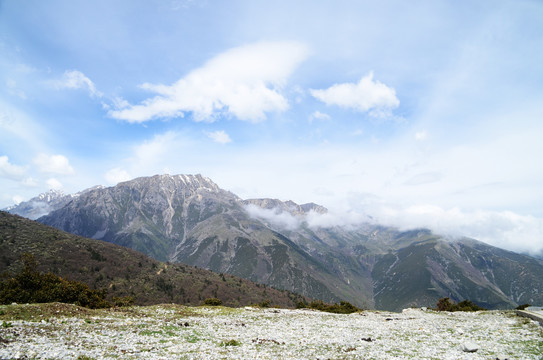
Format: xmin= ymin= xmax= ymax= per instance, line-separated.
xmin=6 ymin=174 xmax=543 ymax=311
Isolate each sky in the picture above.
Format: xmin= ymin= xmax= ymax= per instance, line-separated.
xmin=1 ymin=0 xmax=543 ymax=255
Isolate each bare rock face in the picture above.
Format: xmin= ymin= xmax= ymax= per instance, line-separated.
xmin=242 ymin=198 xmax=328 ymax=216
xmin=36 ymin=174 xmax=543 ymax=311
xmin=5 ymin=189 xmax=71 ymax=220
xmin=38 ymin=174 xmax=239 ymax=262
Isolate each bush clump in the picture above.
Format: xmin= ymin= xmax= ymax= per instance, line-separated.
xmin=254 ymin=299 xmax=271 ymax=308
xmin=435 ymin=297 xmax=486 ymax=312
xmin=298 ymin=300 xmax=361 ymax=314
xmin=0 ymin=254 xmax=110 ymax=309
xmin=220 ymin=339 xmax=241 ymax=347
xmin=203 ymin=297 xmax=222 ymax=306
xmin=515 ymin=303 xmax=530 ymax=310
xmin=113 ymin=296 xmax=135 ymax=307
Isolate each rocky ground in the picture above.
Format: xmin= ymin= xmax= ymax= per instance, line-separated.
xmin=1 ymin=303 xmax=542 ymax=359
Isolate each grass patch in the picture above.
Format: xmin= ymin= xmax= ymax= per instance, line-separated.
xmin=0 ymin=302 xmax=93 ymax=321
xmin=220 ymin=339 xmax=241 ymax=347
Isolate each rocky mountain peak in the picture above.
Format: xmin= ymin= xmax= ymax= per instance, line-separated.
xmin=242 ymin=198 xmax=328 ymax=216
xmin=118 ymin=174 xmax=222 ymax=194
xmin=4 ymin=189 xmax=69 ymax=220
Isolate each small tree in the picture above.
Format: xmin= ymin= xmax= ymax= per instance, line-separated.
xmin=436 ymin=297 xmax=455 ymax=311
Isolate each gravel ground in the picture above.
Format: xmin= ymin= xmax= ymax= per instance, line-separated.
xmin=1 ymin=303 xmax=542 ymax=359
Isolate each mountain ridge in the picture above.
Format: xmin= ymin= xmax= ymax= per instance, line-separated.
xmin=8 ymin=173 xmax=543 ymax=311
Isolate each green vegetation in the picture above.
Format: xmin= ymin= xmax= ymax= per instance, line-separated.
xmin=516 ymin=303 xmax=531 ymax=310
xmin=0 ymin=211 xmax=309 ymax=308
xmin=254 ymin=299 xmax=271 ymax=308
xmin=2 ymin=320 xmax=13 ymax=328
xmin=297 ymin=300 xmax=361 ymax=314
xmin=203 ymin=297 xmax=222 ymax=306
xmin=435 ymin=297 xmax=486 ymax=312
xmin=220 ymin=339 xmax=241 ymax=347
xmin=0 ymin=254 xmax=110 ymax=308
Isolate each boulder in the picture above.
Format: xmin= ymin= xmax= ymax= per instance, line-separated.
xmin=462 ymin=342 xmax=478 ymax=353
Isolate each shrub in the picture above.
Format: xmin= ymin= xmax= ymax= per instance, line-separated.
xmin=255 ymin=300 xmax=271 ymax=308
xmin=435 ymin=297 xmax=486 ymax=312
xmin=220 ymin=339 xmax=241 ymax=347
xmin=2 ymin=321 xmax=13 ymax=328
xmin=0 ymin=254 xmax=110 ymax=309
xmin=113 ymin=296 xmax=135 ymax=307
xmin=516 ymin=303 xmax=530 ymax=310
xmin=203 ymin=297 xmax=222 ymax=306
xmin=306 ymin=300 xmax=361 ymax=314
xmin=436 ymin=297 xmax=455 ymax=312
xmin=296 ymin=301 xmax=307 ymax=309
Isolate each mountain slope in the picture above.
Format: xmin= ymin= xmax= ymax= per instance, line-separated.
xmin=0 ymin=211 xmax=307 ymax=307
xmin=34 ymin=174 xmax=543 ymax=311
xmin=37 ymin=175 xmax=351 ymax=305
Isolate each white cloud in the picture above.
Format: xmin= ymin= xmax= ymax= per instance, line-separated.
xmin=244 ymin=204 xmax=301 ymax=231
xmin=33 ymin=154 xmax=74 ymax=175
xmin=308 ymin=111 xmax=331 ymax=123
xmin=415 ymin=131 xmax=428 ymax=141
xmin=310 ymin=72 xmax=399 ymax=113
xmin=403 ymin=172 xmax=442 ymax=186
xmin=55 ymin=70 xmax=102 ymax=97
xmin=119 ymin=131 xmax=197 ymax=178
xmin=205 ymin=130 xmax=232 ymax=144
xmin=46 ymin=178 xmax=63 ymax=190
xmin=22 ymin=177 xmax=38 ymax=187
xmin=6 ymin=79 xmax=27 ymax=99
xmin=364 ymin=203 xmax=543 ymax=256
xmin=0 ymin=155 xmax=26 ymax=180
xmin=109 ymin=41 xmax=309 ymax=123
xmin=105 ymin=168 xmax=131 ymax=185
xmin=12 ymin=195 xmax=24 ymax=205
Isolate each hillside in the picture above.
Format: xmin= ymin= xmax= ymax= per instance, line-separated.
xmin=0 ymin=211 xmax=307 ymax=308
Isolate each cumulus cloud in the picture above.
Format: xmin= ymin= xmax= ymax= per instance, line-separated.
xmin=105 ymin=168 xmax=131 ymax=185
xmin=109 ymin=41 xmax=309 ymax=123
xmin=54 ymin=70 xmax=102 ymax=97
xmin=33 ymin=154 xmax=74 ymax=175
xmin=310 ymin=72 xmax=399 ymax=113
xmin=205 ymin=130 xmax=232 ymax=144
xmin=0 ymin=155 xmax=26 ymax=180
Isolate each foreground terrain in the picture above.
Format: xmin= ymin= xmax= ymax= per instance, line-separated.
xmin=1 ymin=303 xmax=541 ymax=359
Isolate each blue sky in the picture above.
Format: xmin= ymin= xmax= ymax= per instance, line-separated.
xmin=1 ymin=0 xmax=543 ymax=254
